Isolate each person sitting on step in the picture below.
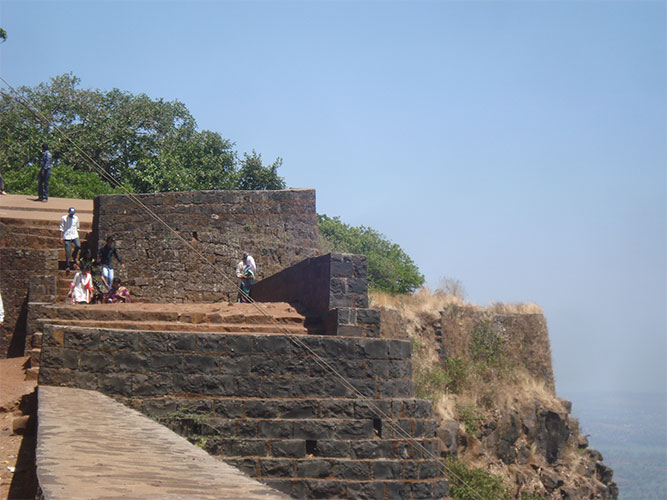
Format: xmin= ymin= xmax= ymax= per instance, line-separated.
xmin=104 ymin=277 xmax=131 ymax=304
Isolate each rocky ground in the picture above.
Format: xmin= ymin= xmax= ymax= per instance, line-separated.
xmin=0 ymin=357 xmax=37 ymax=500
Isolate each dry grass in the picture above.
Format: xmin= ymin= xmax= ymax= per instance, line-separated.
xmin=372 ymin=286 xmax=558 ymax=430
xmin=487 ymin=301 xmax=543 ymax=315
xmin=371 ymin=286 xmax=470 ymax=319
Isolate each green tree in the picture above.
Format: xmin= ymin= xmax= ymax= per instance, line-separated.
xmin=0 ymin=28 xmax=7 ymax=42
xmin=238 ymin=150 xmax=286 ymax=190
xmin=0 ymin=74 xmax=285 ymax=197
xmin=318 ymin=214 xmax=424 ymax=294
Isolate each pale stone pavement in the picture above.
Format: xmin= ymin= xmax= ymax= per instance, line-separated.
xmin=0 ymin=194 xmax=93 ymax=224
xmin=37 ymin=385 xmax=289 ymax=500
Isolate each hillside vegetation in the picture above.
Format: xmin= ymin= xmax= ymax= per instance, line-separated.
xmin=371 ymin=288 xmax=619 ymax=500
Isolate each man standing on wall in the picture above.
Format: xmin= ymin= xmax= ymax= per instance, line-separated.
xmin=60 ymin=207 xmax=80 ymax=272
xmin=38 ymin=143 xmax=52 ymax=202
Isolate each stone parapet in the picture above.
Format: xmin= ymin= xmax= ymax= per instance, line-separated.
xmin=37 ymin=385 xmax=289 ymax=500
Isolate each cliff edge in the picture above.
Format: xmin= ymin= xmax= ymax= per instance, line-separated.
xmin=373 ymin=290 xmax=618 ymax=500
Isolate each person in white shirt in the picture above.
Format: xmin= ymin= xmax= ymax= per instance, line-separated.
xmin=68 ymin=264 xmax=93 ymax=304
xmin=60 ymin=207 xmax=80 ymax=272
xmin=0 ymin=290 xmax=4 ymax=325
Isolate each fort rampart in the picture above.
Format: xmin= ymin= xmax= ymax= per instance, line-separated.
xmin=93 ymin=189 xmax=322 ymax=303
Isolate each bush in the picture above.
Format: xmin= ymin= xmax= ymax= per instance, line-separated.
xmin=445 ymin=457 xmax=510 ymax=500
xmin=414 ymin=356 xmax=469 ymax=400
xmin=4 ymin=163 xmax=127 ymax=199
xmin=456 ymin=404 xmax=485 ymax=436
xmin=471 ymin=320 xmax=505 ymax=366
xmin=318 ymin=214 xmax=424 ymax=294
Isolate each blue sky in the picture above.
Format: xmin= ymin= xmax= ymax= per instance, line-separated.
xmin=1 ymin=1 xmax=665 ymax=396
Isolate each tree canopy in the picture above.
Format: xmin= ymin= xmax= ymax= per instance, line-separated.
xmin=318 ymin=214 xmax=425 ymax=294
xmin=0 ymin=73 xmax=421 ymax=295
xmin=0 ymin=73 xmax=284 ymax=197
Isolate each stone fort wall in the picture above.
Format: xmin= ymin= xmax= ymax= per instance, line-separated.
xmin=0 ymin=245 xmax=57 ymax=357
xmin=93 ymin=189 xmax=322 ymax=303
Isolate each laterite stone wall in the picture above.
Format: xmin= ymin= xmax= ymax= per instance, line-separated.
xmin=0 ymin=247 xmax=57 ymax=356
xmin=93 ymin=189 xmax=322 ymax=303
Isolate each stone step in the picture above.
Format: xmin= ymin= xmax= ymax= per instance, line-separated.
xmin=1 ymin=216 xmax=93 ymax=229
xmin=164 ymin=416 xmax=438 ymax=441
xmin=223 ymin=456 xmax=446 ymax=482
xmin=28 ymin=348 xmax=41 ymax=367
xmin=139 ymin=397 xmax=433 ymax=422
xmin=31 ymin=331 xmax=43 ymax=348
xmin=41 ymin=318 xmax=316 ymax=334
xmin=259 ymin=477 xmax=449 ymax=500
xmin=5 ymin=226 xmax=92 ymax=240
xmin=26 ymin=366 xmax=40 ymax=380
xmin=198 ymin=437 xmax=441 ymax=461
xmin=38 ymin=304 xmax=314 ymax=325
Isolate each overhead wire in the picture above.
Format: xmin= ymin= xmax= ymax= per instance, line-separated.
xmin=0 ymin=75 xmax=486 ymax=500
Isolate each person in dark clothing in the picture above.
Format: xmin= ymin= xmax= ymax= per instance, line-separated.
xmin=99 ymin=236 xmax=125 ymax=291
xmin=38 ymin=143 xmax=52 ymax=202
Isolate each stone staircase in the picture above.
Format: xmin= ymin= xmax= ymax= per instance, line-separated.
xmin=36 ymin=303 xmax=449 ymax=499
xmin=0 ymin=197 xmax=94 ymax=304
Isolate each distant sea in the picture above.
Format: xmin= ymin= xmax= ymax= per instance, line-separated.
xmin=562 ymin=392 xmax=667 ymax=500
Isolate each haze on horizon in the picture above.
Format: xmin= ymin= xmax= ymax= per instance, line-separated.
xmin=0 ymin=1 xmax=664 ymax=397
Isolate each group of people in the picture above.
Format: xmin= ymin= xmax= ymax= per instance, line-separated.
xmin=61 ymin=207 xmax=129 ymax=305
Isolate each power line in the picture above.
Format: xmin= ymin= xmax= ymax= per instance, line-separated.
xmin=0 ymin=75 xmax=487 ymax=500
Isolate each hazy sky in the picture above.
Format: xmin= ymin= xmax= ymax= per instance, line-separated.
xmin=1 ymin=1 xmax=665 ymax=395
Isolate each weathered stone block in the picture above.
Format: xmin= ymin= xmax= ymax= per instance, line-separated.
xmin=65 ymin=330 xmax=101 ymax=350
xmin=277 ymin=400 xmax=317 ymax=419
xmin=131 ymin=373 xmax=173 ymax=396
xmin=351 ymin=440 xmax=394 ymax=459
xmin=384 ymin=480 xmax=412 ymax=500
xmin=372 ymin=460 xmax=403 ymax=479
xmin=259 ymin=377 xmax=292 ymax=398
xmin=147 ymin=353 xmax=182 ymax=372
xmin=296 ymin=459 xmax=332 ymax=479
xmin=356 ymin=309 xmax=380 ymax=325
xmin=319 ymin=400 xmax=355 ymax=419
xmin=80 ymin=351 xmax=111 ymax=372
xmin=305 ymin=480 xmax=346 ymax=499
xmin=358 ymin=339 xmax=387 ymax=359
xmin=270 ymin=440 xmax=306 ymax=458
xmin=227 ymin=335 xmax=253 ymax=355
xmin=227 ymin=439 xmax=267 ymax=457
xmin=387 ymin=339 xmax=411 ymax=359
xmin=213 ymin=399 xmax=244 ymax=418
xmin=332 ymin=460 xmax=371 ymax=480
xmin=293 ymin=420 xmax=336 ymax=440
xmin=259 ymin=420 xmax=293 ymax=439
xmin=314 ymin=440 xmax=349 ymax=458
xmin=115 ymin=351 xmax=148 ymax=372
xmin=336 ymin=325 xmax=363 ymax=337
xmin=411 ymin=480 xmax=433 ymax=499
xmin=334 ymin=420 xmax=374 ymax=440
xmin=260 ymin=458 xmax=294 ymax=478
xmin=98 ymin=331 xmax=137 ymax=351
xmin=196 ymin=334 xmax=228 ymax=353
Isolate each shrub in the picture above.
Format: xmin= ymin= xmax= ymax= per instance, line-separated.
xmin=4 ymin=163 xmax=126 ymax=199
xmin=471 ymin=320 xmax=505 ymax=366
xmin=456 ymin=404 xmax=484 ymax=436
xmin=445 ymin=457 xmax=510 ymax=500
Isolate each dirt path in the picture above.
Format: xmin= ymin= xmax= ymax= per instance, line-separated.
xmin=0 ymin=357 xmax=37 ymax=500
